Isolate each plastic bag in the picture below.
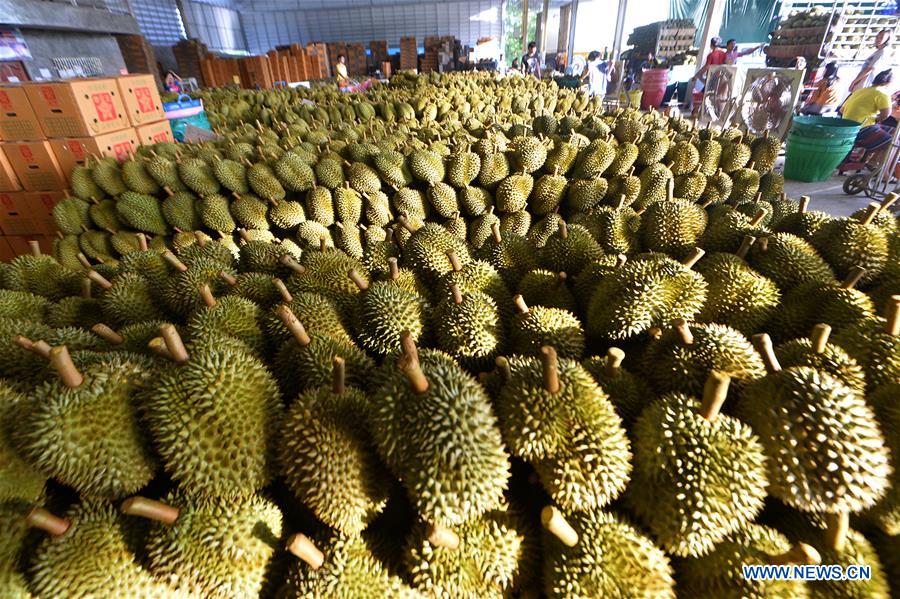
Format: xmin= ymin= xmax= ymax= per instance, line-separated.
xmin=163 ymin=94 xmax=211 ymax=142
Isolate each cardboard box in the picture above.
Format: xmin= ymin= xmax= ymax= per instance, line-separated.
xmin=50 ymin=128 xmax=139 ymax=182
xmin=134 ymin=120 xmax=174 ymax=145
xmin=0 ymin=85 xmax=43 ymax=141
xmin=0 ymin=236 xmax=14 ymax=262
xmin=0 ymin=192 xmax=41 ymax=236
xmin=25 ymin=190 xmax=67 ymax=236
xmin=25 ymin=78 xmax=130 ymax=138
xmin=117 ymin=74 xmax=165 ymax=126
xmin=0 ymin=149 xmax=20 ymax=192
xmin=2 ymin=141 xmax=67 ymax=191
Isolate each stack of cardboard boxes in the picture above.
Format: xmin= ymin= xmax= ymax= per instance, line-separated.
xmin=0 ymin=75 xmax=174 ymax=261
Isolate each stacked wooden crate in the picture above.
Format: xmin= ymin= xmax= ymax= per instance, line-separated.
xmin=200 ymin=57 xmax=242 ymax=87
xmin=370 ymin=40 xmax=388 ymax=67
xmin=422 ymin=37 xmax=440 ymax=73
xmin=400 ymin=37 xmax=418 ymax=71
xmin=172 ymin=39 xmax=209 ymax=86
xmin=289 ymin=44 xmax=310 ymax=81
xmin=346 ymin=43 xmax=367 ymax=76
xmin=326 ymin=42 xmax=348 ymax=76
xmin=307 ymin=43 xmax=330 ymax=79
xmin=239 ymin=55 xmax=274 ymax=89
xmin=115 ymin=34 xmax=161 ymax=89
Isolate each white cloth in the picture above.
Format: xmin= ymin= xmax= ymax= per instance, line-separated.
xmin=588 ymin=59 xmax=609 ymax=97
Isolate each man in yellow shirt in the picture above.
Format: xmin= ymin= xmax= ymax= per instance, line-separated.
xmin=841 ymin=69 xmax=895 ymax=161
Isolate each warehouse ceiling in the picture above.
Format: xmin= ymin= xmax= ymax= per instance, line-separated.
xmin=228 ymin=0 xmax=571 ymax=10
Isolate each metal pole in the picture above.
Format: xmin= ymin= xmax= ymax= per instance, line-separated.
xmin=612 ymin=0 xmax=629 ymax=60
xmin=539 ymin=0 xmax=550 ymax=60
xmin=566 ymin=0 xmax=579 ymax=62
xmin=695 ymin=0 xmax=726 ymax=75
xmin=522 ymin=0 xmax=530 ymax=61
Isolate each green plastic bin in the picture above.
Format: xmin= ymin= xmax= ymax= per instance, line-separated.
xmin=783 ymin=116 xmax=861 ymax=182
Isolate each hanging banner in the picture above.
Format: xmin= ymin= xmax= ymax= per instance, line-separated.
xmin=670 ymin=0 xmax=780 ymax=43
xmin=0 ymin=29 xmax=31 ymax=61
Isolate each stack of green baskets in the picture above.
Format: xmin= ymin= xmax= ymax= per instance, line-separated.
xmin=783 ymin=115 xmax=861 ymax=182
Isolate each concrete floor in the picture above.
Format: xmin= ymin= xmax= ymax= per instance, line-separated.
xmin=782 ymin=175 xmax=873 ymax=217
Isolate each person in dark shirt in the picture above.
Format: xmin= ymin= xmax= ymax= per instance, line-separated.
xmin=522 ymin=42 xmax=542 ymax=78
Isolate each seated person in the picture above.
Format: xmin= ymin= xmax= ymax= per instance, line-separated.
xmin=841 ymin=69 xmax=895 ymax=159
xmin=800 ymin=62 xmax=839 ymax=115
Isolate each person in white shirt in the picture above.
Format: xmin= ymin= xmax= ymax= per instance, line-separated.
xmin=849 ymin=29 xmax=894 ymax=92
xmin=582 ymin=51 xmax=610 ymax=97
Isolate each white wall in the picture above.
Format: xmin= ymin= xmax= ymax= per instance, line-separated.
xmin=240 ymin=0 xmax=501 ymax=55
xmin=181 ymin=1 xmax=247 ymax=52
xmin=572 ymin=0 xmax=669 ymax=54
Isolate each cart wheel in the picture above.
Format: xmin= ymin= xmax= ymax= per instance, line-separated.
xmin=843 ymin=175 xmax=868 ymax=196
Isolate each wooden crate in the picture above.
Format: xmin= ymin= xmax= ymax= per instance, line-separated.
xmin=346 ymin=43 xmax=367 ymax=76
xmin=116 ymin=34 xmax=161 ymax=89
xmin=239 ymin=55 xmax=274 ymax=89
xmin=370 ymin=40 xmax=388 ymax=65
xmin=400 ymin=36 xmax=418 ymax=71
xmin=307 ymin=43 xmax=329 ymax=79
xmin=172 ymin=39 xmax=209 ymax=86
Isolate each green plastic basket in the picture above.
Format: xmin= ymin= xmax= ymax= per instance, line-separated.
xmin=783 ymin=117 xmax=860 ymax=182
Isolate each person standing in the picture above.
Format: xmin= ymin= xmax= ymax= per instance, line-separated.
xmin=849 ymin=29 xmax=894 ymax=92
xmin=582 ymin=51 xmax=611 ymax=97
xmin=334 ymin=54 xmax=349 ymax=87
xmin=800 ymin=62 xmax=840 ymax=115
xmin=693 ymin=37 xmax=727 ymax=83
xmin=522 ymin=42 xmax=542 ymax=79
xmin=724 ymin=38 xmax=762 ymax=64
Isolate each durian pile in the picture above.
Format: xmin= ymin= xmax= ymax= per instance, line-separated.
xmin=2 ymin=71 xmax=900 ymax=598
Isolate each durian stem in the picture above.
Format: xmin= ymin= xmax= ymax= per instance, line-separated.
xmin=319 ymin=238 xmax=329 ymax=253
xmin=426 ymin=523 xmax=460 ymax=549
xmin=490 ymin=222 xmax=502 ymax=244
xmin=120 ymin=496 xmax=180 ymax=525
xmin=735 ymin=235 xmax=756 ymax=260
xmin=798 ymin=196 xmax=810 ymax=213
xmin=50 ymin=346 xmax=83 ymax=388
xmin=556 ymin=272 xmax=567 ymax=286
xmin=880 ymin=192 xmax=897 ymax=212
xmin=681 ymin=247 xmax=705 ymax=269
xmin=749 ymin=209 xmax=767 ymax=227
xmin=195 ymin=233 xmax=207 ymax=247
xmin=397 ymin=215 xmax=418 ymax=233
xmin=91 ymin=324 xmax=123 ymax=346
xmin=616 ymin=254 xmax=628 ymax=268
xmin=825 ymin=511 xmax=849 ymax=553
xmin=810 ymin=324 xmax=832 ymax=353
xmin=767 ymin=543 xmax=821 ymax=566
xmin=400 ymin=331 xmax=420 ymax=368
xmin=558 ymin=220 xmax=568 ymax=239
xmin=387 ymin=258 xmax=400 ymax=281
xmin=87 ymin=270 xmax=113 ymax=290
xmin=447 ymin=252 xmax=462 ymax=272
xmin=541 ymin=506 xmax=578 ymax=547
xmin=541 ymin=346 xmax=560 ymax=394
xmin=666 ymin=176 xmax=674 ymax=202
xmin=513 ymin=294 xmax=530 ymax=314
xmin=220 ymin=271 xmax=237 ymax=286
xmin=161 ymin=251 xmax=188 ymax=273
xmin=752 ymin=333 xmax=781 ymax=374
xmin=700 ymin=370 xmax=731 ymax=421
xmin=286 ymin=533 xmax=324 ymax=570
xmin=276 ymin=305 xmax=311 ymax=347
xmin=602 ymin=347 xmax=625 ymax=378
xmin=160 ymin=324 xmax=189 ymax=365
xmin=840 ymin=266 xmax=866 ymax=290
xmin=495 ymin=356 xmax=511 ymax=381
xmin=859 ymin=203 xmax=880 ymax=226
xmin=148 ymin=337 xmax=173 ymax=360
xmin=615 ymin=194 xmax=626 ymax=210
xmin=199 ymin=284 xmax=217 ymax=308
xmin=673 ymin=318 xmax=694 ymax=345
xmin=403 ymin=360 xmax=430 ymax=394
xmin=332 ymin=357 xmax=346 ymax=394
xmin=450 ymin=284 xmax=463 ymax=305
xmin=885 ymin=296 xmax=900 ymax=336
xmin=81 ymin=278 xmax=92 ymax=299
xmin=273 ymin=278 xmax=293 ymax=303
xmin=14 ymin=335 xmax=50 ymax=358
xmin=757 ymin=237 xmax=769 ymax=253
xmin=348 ymin=269 xmax=369 ymax=291
xmin=26 ymin=507 xmax=70 ymax=537
xmin=280 ymin=254 xmax=306 ymax=274
xmin=28 ymin=240 xmax=41 ymax=256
